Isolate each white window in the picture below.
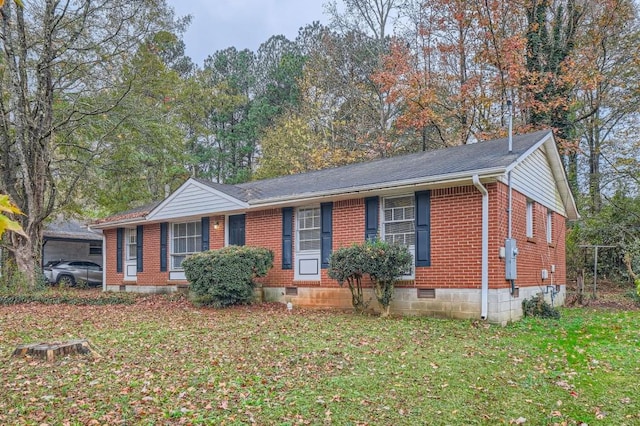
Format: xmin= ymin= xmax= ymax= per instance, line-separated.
xmin=382 ymin=195 xmax=415 ymax=277
xmin=526 ymin=200 xmax=534 ymax=238
xmin=126 ymin=229 xmax=136 ymax=260
xmin=297 ymin=207 xmax=321 ymax=251
xmin=171 ymin=221 xmax=201 ymax=269
xmin=546 ymin=210 xmax=553 ymax=244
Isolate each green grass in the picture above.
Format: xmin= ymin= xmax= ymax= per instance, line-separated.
xmin=0 ymin=295 xmax=638 ymax=425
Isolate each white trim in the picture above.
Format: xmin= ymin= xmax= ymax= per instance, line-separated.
xmin=294 ymin=206 xmax=321 ymax=281
xmin=472 ymin=175 xmax=489 ymax=320
xmin=526 ymin=200 xmax=534 ymax=238
xmin=381 ymin=194 xmax=416 ymax=280
xmin=169 ymin=220 xmax=202 ymax=271
xmin=147 ymin=178 xmax=248 ymax=221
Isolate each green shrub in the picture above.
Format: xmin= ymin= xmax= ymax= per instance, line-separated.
xmin=328 ymin=240 xmax=412 ymax=317
xmin=327 ymin=244 xmax=367 ymax=312
xmin=182 ymin=246 xmax=274 ymax=308
xmin=362 ymin=239 xmax=413 ymax=317
xmin=522 ymin=294 xmax=561 ymax=319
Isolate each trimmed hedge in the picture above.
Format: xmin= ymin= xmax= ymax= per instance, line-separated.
xmin=182 ymin=246 xmax=274 ymax=308
xmin=0 ymin=292 xmax=136 ymax=306
xmin=329 ymin=239 xmax=412 ymax=317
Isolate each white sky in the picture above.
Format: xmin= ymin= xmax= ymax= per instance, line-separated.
xmin=167 ymin=0 xmax=329 ymax=66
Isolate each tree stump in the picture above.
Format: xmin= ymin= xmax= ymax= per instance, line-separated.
xmin=12 ymin=339 xmax=100 ymax=361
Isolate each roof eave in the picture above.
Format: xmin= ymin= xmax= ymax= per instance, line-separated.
xmin=247 ymin=167 xmax=507 ymax=208
xmin=90 ymin=217 xmax=147 ymax=230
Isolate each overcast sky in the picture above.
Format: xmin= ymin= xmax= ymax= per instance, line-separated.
xmin=167 ymin=0 xmax=329 ymax=66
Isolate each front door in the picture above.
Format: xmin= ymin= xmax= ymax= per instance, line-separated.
xmin=295 ymin=207 xmax=321 ymax=281
xmin=124 ymin=228 xmax=137 ymax=281
xmin=228 ymin=214 xmax=246 ymax=246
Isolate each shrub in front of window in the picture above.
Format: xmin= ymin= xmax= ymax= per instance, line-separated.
xmin=362 ymin=239 xmax=413 ymax=317
xmin=182 ymin=246 xmax=274 ymax=308
xmin=327 ymin=244 xmax=368 ymax=312
xmin=328 ymin=240 xmax=412 ymax=317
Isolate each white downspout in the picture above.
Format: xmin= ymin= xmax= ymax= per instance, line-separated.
xmin=473 ymin=175 xmax=489 ymax=320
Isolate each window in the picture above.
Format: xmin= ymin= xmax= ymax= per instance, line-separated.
xmin=171 ymin=221 xmax=201 ymax=269
xmin=383 ymin=195 xmax=415 ymax=246
xmin=382 ymin=195 xmax=415 ymax=276
xmin=89 ymin=241 xmax=102 ymax=255
xmin=526 ymin=200 xmax=534 ymax=238
xmin=546 ymin=210 xmax=553 ymax=244
xmin=126 ymin=229 xmax=136 ymax=260
xmin=297 ymin=207 xmax=320 ymax=251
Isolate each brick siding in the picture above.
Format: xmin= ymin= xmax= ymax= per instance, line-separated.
xmin=103 ymin=184 xmax=567 ymax=292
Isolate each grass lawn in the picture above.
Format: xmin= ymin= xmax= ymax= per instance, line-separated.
xmin=0 ymin=291 xmax=638 ymax=425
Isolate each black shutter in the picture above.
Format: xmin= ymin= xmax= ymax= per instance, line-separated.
xmin=415 ymin=190 xmax=431 ymax=267
xmin=116 ymin=228 xmax=123 ymax=273
xmin=201 ymin=217 xmax=210 ymax=251
xmin=160 ymin=222 xmax=168 ymax=272
xmin=136 ymin=225 xmax=144 ymax=272
xmin=365 ymin=196 xmax=379 ymax=241
xmin=282 ymin=207 xmax=293 ymax=270
xmin=321 ymin=202 xmax=333 ymax=269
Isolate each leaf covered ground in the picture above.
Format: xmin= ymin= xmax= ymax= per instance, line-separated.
xmin=0 ymin=292 xmax=638 ymax=425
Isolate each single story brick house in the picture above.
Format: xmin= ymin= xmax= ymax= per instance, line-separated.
xmin=92 ymin=129 xmax=578 ymax=323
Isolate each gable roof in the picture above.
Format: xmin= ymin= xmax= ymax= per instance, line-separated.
xmin=92 ymin=129 xmax=578 ymax=228
xmin=236 ymin=129 xmax=550 ymax=204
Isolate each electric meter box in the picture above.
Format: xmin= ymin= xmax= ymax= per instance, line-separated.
xmin=505 ymin=238 xmax=518 ymax=280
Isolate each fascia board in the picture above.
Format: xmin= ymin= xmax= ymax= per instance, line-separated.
xmin=146 ymin=178 xmax=249 ymax=222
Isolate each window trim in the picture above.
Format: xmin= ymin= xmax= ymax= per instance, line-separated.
xmin=526 ymin=200 xmax=534 ymax=239
xmin=170 ymin=220 xmax=202 ymax=270
xmin=546 ymin=209 xmax=553 ymax=244
xmin=381 ymin=194 xmax=416 ymax=279
xmin=296 ymin=206 xmax=321 ymax=253
xmin=125 ymin=228 xmax=136 ymax=261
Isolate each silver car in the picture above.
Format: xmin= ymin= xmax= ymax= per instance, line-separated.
xmin=43 ymin=260 xmax=103 ymax=286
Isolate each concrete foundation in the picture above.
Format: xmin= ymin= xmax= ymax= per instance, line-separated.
xmin=263 ymin=285 xmax=566 ymax=324
xmin=107 ymin=283 xmax=565 ymax=324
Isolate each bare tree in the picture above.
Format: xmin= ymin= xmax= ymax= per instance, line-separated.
xmin=0 ymin=0 xmax=177 ymax=285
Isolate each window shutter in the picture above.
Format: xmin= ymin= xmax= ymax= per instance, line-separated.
xmin=136 ymin=225 xmax=144 ymax=272
xmin=321 ymin=202 xmax=333 ymax=269
xmin=282 ymin=208 xmax=293 ymax=270
xmin=201 ymin=217 xmax=210 ymax=251
xmin=160 ymin=222 xmax=168 ymax=272
xmin=415 ymin=191 xmax=431 ymax=267
xmin=365 ymin=196 xmax=379 ymax=241
xmin=116 ymin=228 xmax=123 ymax=273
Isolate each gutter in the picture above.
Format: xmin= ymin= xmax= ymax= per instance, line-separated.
xmin=472 ymin=175 xmax=489 ymax=320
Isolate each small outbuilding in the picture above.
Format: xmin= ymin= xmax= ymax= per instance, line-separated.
xmin=92 ymin=130 xmax=578 ymax=323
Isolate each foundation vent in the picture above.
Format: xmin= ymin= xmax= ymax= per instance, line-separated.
xmin=417 ymin=288 xmax=436 ymax=299
xmin=285 ymin=287 xmax=298 ymax=296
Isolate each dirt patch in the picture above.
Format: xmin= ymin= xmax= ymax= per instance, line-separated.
xmin=565 ymin=279 xmax=639 ymax=311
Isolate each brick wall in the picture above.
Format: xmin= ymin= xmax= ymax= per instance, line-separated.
xmin=136 ymin=223 xmax=169 ymax=285
xmin=104 ymin=228 xmax=123 ymax=285
xmin=103 ymin=183 xmax=567 ymax=292
xmin=489 ymin=181 xmax=567 ymax=289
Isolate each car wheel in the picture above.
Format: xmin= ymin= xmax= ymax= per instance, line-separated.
xmin=57 ymin=275 xmax=75 ymax=287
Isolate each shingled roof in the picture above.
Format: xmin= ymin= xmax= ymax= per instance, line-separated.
xmin=94 ymin=129 xmax=578 ymax=227
xmin=230 ymin=129 xmax=549 ymax=204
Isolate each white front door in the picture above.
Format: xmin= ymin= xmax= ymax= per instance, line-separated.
xmin=295 ymin=207 xmax=321 ymax=281
xmin=124 ymin=228 xmax=137 ymax=281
